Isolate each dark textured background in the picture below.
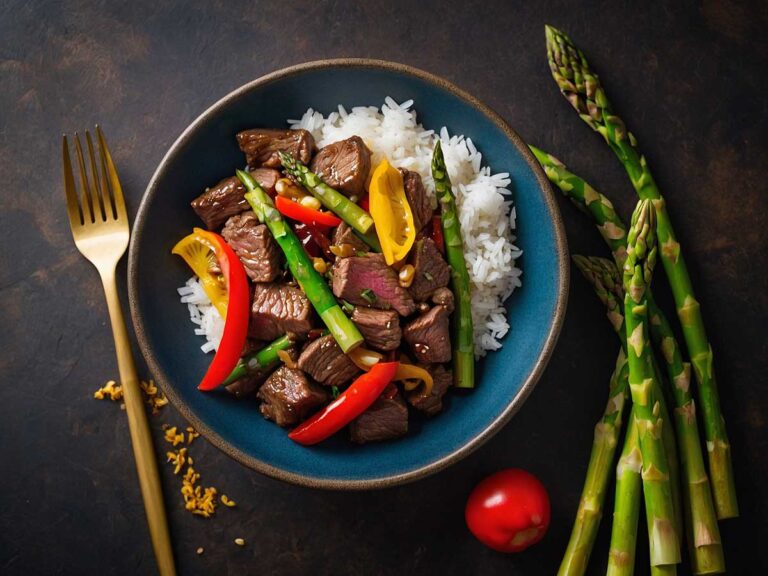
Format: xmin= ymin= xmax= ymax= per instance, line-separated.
xmin=1 ymin=1 xmax=767 ymax=574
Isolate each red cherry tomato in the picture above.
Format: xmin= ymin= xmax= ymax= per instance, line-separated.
xmin=465 ymin=468 xmax=550 ymax=553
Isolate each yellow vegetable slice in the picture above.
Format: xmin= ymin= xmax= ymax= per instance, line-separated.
xmin=172 ymin=228 xmax=229 ymax=318
xmin=369 ymin=158 xmax=416 ymax=265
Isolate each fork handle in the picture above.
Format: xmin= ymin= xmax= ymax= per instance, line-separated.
xmin=100 ymin=267 xmax=177 ymax=576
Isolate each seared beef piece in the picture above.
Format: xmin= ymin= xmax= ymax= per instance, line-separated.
xmin=250 ymin=283 xmax=313 ymax=340
xmin=236 ymin=128 xmax=315 ymax=169
xmin=430 ymin=287 xmax=455 ymax=313
xmin=310 ymin=136 xmax=372 ymax=196
xmin=257 ymin=366 xmax=328 ymax=427
xmin=349 ymin=392 xmax=408 ymax=444
xmin=221 ymin=212 xmax=282 ymax=282
xmin=332 ymin=254 xmax=415 ymax=316
xmin=331 ymin=222 xmax=368 ymax=254
xmin=399 ymin=169 xmax=433 ymax=233
xmin=407 ymin=364 xmax=453 ymax=416
xmin=191 ymin=170 xmax=280 ymax=230
xmin=403 ymin=304 xmax=452 ymax=364
xmin=225 ymin=344 xmax=299 ymax=398
xmin=351 ymin=307 xmax=401 ymax=351
xmin=297 ymin=334 xmax=360 ymax=387
xmin=408 ymin=238 xmax=451 ymax=301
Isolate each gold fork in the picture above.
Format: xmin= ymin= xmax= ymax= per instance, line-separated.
xmin=63 ymin=127 xmax=176 ymax=576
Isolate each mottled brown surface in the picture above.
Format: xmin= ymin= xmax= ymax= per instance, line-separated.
xmin=1 ymin=1 xmax=767 ymax=575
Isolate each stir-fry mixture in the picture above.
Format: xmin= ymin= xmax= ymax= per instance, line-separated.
xmin=174 ymin=124 xmax=484 ymax=445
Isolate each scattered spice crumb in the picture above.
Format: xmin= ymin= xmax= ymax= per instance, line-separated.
xmin=93 ymin=380 xmax=123 ymax=401
xmin=234 ymin=538 xmax=245 ymax=547
xmin=93 ymin=379 xmax=167 ymax=414
xmin=220 ymin=494 xmax=236 ymax=507
xmin=164 ymin=426 xmax=185 ymax=446
xmin=186 ymin=427 xmax=200 ymax=444
xmin=196 ymin=547 xmax=204 ymax=555
xmin=166 ymin=448 xmax=188 ymax=475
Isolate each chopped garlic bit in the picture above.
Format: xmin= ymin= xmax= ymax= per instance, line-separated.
xmin=164 ymin=426 xmax=185 ymax=447
xmin=166 ymin=448 xmax=188 ymax=475
xmin=93 ymin=379 xmax=167 ymax=414
xmin=234 ymin=538 xmax=245 ymax=547
xmin=220 ymin=494 xmax=236 ymax=507
xmin=93 ymin=380 xmax=123 ymax=401
xmin=186 ymin=427 xmax=200 ymax=444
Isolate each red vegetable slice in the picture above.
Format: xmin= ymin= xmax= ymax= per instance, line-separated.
xmin=275 ymin=195 xmax=342 ymax=227
xmin=288 ymin=361 xmax=400 ymax=445
xmin=431 ymin=215 xmax=445 ymax=255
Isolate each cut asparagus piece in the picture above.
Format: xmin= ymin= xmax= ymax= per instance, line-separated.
xmin=545 ymin=25 xmax=737 ymax=519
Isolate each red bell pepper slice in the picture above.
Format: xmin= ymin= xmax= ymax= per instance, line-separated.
xmin=275 ymin=196 xmax=342 ymax=228
xmin=431 ymin=215 xmax=445 ymax=255
xmin=288 ymin=361 xmax=400 ymax=445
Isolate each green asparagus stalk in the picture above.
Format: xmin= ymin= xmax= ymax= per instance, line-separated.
xmin=545 ymin=25 xmax=737 ymax=519
xmin=278 ymin=152 xmax=376 ymax=237
xmin=559 ymin=350 xmax=629 ymax=576
xmin=236 ymin=170 xmax=363 ymax=353
xmin=607 ymin=411 xmax=642 ymax=576
xmin=431 ymin=140 xmax=474 ymax=388
xmin=623 ymin=200 xmax=680 ymax=568
xmin=222 ymin=334 xmax=294 ymax=386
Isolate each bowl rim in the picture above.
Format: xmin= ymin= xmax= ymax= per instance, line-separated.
xmin=128 ymin=58 xmax=569 ymax=490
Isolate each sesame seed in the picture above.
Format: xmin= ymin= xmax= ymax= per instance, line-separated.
xmin=234 ymin=538 xmax=245 ymax=546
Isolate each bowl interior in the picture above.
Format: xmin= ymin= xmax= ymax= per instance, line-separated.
xmin=129 ymin=61 xmax=567 ymax=488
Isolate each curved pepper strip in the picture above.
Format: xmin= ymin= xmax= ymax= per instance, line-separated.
xmin=275 ymin=195 xmax=342 ymax=227
xmin=288 ymin=362 xmax=400 ymax=446
xmin=369 ymin=158 xmax=416 ymax=265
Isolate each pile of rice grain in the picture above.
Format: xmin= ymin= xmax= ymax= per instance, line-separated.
xmin=180 ymin=98 xmax=521 ymax=356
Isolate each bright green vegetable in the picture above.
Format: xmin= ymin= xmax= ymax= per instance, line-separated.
xmin=222 ymin=334 xmax=293 ymax=386
xmin=278 ymin=152 xmax=377 ymax=239
xmin=623 ymin=200 xmax=680 ymax=569
xmin=431 ymin=140 xmax=474 ymax=389
xmin=237 ymin=170 xmax=363 ymax=353
xmin=545 ymin=25 xmax=737 ymax=519
xmin=559 ymin=350 xmax=629 ymax=576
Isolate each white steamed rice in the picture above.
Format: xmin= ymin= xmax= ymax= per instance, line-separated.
xmin=180 ymin=97 xmax=522 ymax=356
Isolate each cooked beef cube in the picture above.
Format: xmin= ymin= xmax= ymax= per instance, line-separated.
xmin=407 ymin=364 xmax=453 ymax=416
xmin=399 ymin=169 xmax=433 ymax=233
xmin=430 ymin=287 xmax=455 ymax=313
xmin=349 ymin=392 xmax=408 ymax=444
xmin=226 ymin=345 xmax=299 ymax=398
xmin=250 ymin=283 xmax=313 ymax=340
xmin=332 ymin=254 xmax=415 ymax=316
xmin=331 ymin=222 xmax=368 ymax=254
xmin=351 ymin=307 xmax=401 ymax=351
xmin=221 ymin=212 xmax=282 ymax=282
xmin=257 ymin=366 xmax=328 ymax=427
xmin=297 ymin=334 xmax=360 ymax=387
xmin=403 ymin=304 xmax=451 ymax=363
xmin=310 ymin=136 xmax=372 ymax=196
xmin=236 ymin=128 xmax=315 ymax=168
xmin=191 ymin=171 xmax=280 ymax=230
xmin=408 ymin=238 xmax=451 ymax=301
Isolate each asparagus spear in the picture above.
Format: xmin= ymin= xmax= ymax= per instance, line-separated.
xmin=623 ymin=200 xmax=680 ymax=569
xmin=236 ymin=170 xmax=363 ymax=353
xmin=431 ymin=140 xmax=474 ymax=388
xmin=607 ymin=411 xmax=642 ymax=576
xmin=559 ymin=350 xmax=629 ymax=575
xmin=278 ymin=152 xmax=377 ymax=238
xmin=545 ymin=25 xmax=737 ymax=519
xmin=222 ymin=334 xmax=294 ymax=386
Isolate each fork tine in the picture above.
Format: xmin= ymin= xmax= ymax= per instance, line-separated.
xmin=96 ymin=126 xmax=126 ymax=220
xmin=73 ymin=133 xmax=95 ymax=224
xmin=62 ymin=135 xmax=83 ymax=227
xmin=85 ymin=130 xmax=107 ymax=221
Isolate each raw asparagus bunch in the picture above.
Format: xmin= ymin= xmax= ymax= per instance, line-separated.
xmin=558 ymin=350 xmax=629 ymax=575
xmin=545 ymin=25 xmax=737 ymax=519
xmin=623 ymin=200 xmax=680 ymax=570
xmin=431 ymin=140 xmax=474 ymax=388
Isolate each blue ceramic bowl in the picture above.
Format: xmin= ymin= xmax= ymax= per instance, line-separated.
xmin=128 ymin=59 xmax=568 ymax=489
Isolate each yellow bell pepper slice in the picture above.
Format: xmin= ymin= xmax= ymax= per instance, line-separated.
xmin=347 ymin=346 xmax=434 ymax=396
xmin=369 ymin=158 xmax=416 ymax=265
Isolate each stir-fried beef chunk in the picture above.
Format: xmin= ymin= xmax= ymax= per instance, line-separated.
xmin=191 ymin=170 xmax=280 ymax=230
xmin=402 ymin=302 xmax=452 ymax=364
xmin=331 ymin=222 xmax=368 ymax=254
xmin=250 ymin=283 xmax=313 ymax=340
xmin=349 ymin=390 xmax=408 ymax=444
xmin=430 ymin=287 xmax=454 ymax=312
xmin=408 ymin=238 xmax=451 ymax=301
xmin=236 ymin=128 xmax=315 ymax=169
xmin=221 ymin=212 xmax=282 ymax=282
xmin=399 ymin=168 xmax=433 ymax=233
xmin=257 ymin=366 xmax=328 ymax=427
xmin=225 ymin=344 xmax=299 ymax=398
xmin=332 ymin=254 xmax=415 ymax=316
xmin=351 ymin=307 xmax=401 ymax=351
xmin=297 ymin=334 xmax=360 ymax=387
xmin=407 ymin=364 xmax=453 ymax=416
xmin=310 ymin=136 xmax=372 ymax=196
